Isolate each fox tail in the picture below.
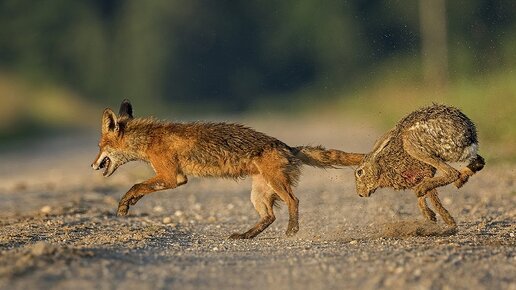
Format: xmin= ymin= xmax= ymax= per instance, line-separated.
xmin=291 ymin=145 xmax=365 ymax=168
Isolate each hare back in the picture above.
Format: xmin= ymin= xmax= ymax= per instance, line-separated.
xmin=399 ymin=104 xmax=478 ymax=162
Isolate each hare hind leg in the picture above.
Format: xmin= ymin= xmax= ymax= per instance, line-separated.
xmin=427 ymin=189 xmax=456 ymax=226
xmin=229 ymin=175 xmax=277 ymax=239
xmin=418 ymin=196 xmax=437 ymax=222
xmin=454 ymin=154 xmax=485 ymax=188
xmin=403 ymin=140 xmax=460 ymax=197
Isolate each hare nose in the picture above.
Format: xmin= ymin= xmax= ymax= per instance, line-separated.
xmin=358 ymin=191 xmax=371 ymax=197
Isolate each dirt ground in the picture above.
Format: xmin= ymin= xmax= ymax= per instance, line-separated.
xmin=0 ymin=117 xmax=514 ymax=290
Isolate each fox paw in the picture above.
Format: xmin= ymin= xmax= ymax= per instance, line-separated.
xmin=117 ymin=204 xmax=129 ymax=216
xmin=285 ymin=224 xmax=299 ymax=237
xmin=229 ymin=232 xmax=251 ymax=239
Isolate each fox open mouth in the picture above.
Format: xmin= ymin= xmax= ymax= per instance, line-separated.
xmin=99 ymin=156 xmax=111 ymax=176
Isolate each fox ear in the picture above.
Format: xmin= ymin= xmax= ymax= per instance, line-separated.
xmin=119 ymin=99 xmax=133 ymax=119
xmin=102 ymin=108 xmax=119 ymax=133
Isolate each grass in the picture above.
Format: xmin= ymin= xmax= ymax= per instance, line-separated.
xmin=0 ymin=72 xmax=100 ymax=145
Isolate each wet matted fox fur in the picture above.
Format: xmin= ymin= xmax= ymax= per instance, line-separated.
xmin=354 ymin=104 xmax=485 ymax=226
xmin=92 ymin=100 xmax=364 ymax=239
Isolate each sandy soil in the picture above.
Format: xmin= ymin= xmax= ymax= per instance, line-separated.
xmin=0 ymin=117 xmax=514 ymax=290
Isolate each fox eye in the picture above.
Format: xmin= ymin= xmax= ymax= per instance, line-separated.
xmin=356 ymin=169 xmax=363 ymax=177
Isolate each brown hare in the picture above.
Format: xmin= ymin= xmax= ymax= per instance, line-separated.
xmin=354 ymin=104 xmax=485 ymax=226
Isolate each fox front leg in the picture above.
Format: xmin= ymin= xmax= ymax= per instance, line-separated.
xmin=117 ymin=174 xmax=187 ymax=216
xmin=117 ymin=178 xmax=170 ymax=216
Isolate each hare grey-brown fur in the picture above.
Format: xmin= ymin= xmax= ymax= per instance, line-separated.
xmin=354 ymin=104 xmax=485 ymax=226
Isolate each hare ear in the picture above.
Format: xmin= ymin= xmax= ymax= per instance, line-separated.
xmin=119 ymin=99 xmax=133 ymax=119
xmin=371 ymin=129 xmax=393 ymax=159
xmin=102 ymin=108 xmax=119 ymax=133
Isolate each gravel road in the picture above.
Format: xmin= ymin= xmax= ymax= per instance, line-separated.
xmin=0 ymin=117 xmax=514 ymax=290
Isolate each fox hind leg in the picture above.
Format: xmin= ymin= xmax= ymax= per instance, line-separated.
xmin=249 ymin=152 xmax=301 ymax=238
xmin=229 ymin=175 xmax=277 ymax=239
xmin=265 ymin=178 xmax=299 ymax=237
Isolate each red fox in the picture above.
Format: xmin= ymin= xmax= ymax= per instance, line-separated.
xmin=92 ymin=100 xmax=364 ymax=239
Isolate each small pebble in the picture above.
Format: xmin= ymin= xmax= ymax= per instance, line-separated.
xmin=162 ymin=217 xmax=172 ymax=224
xmin=31 ymin=241 xmax=53 ymax=256
xmin=40 ymin=205 xmax=52 ymax=214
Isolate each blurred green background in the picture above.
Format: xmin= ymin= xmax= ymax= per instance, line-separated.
xmin=0 ymin=0 xmax=515 ymax=159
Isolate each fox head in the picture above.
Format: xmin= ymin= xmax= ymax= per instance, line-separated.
xmin=91 ymin=99 xmax=135 ymax=177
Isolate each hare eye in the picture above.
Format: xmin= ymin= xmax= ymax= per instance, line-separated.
xmin=357 ymin=169 xmax=363 ymax=177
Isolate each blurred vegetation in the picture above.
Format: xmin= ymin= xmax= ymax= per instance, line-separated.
xmin=324 ymin=68 xmax=516 ymax=162
xmin=0 ymin=0 xmax=515 ymax=157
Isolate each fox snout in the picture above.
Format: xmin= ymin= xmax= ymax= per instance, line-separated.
xmin=91 ymin=151 xmax=114 ymax=177
xmin=91 ymin=152 xmax=107 ymax=169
